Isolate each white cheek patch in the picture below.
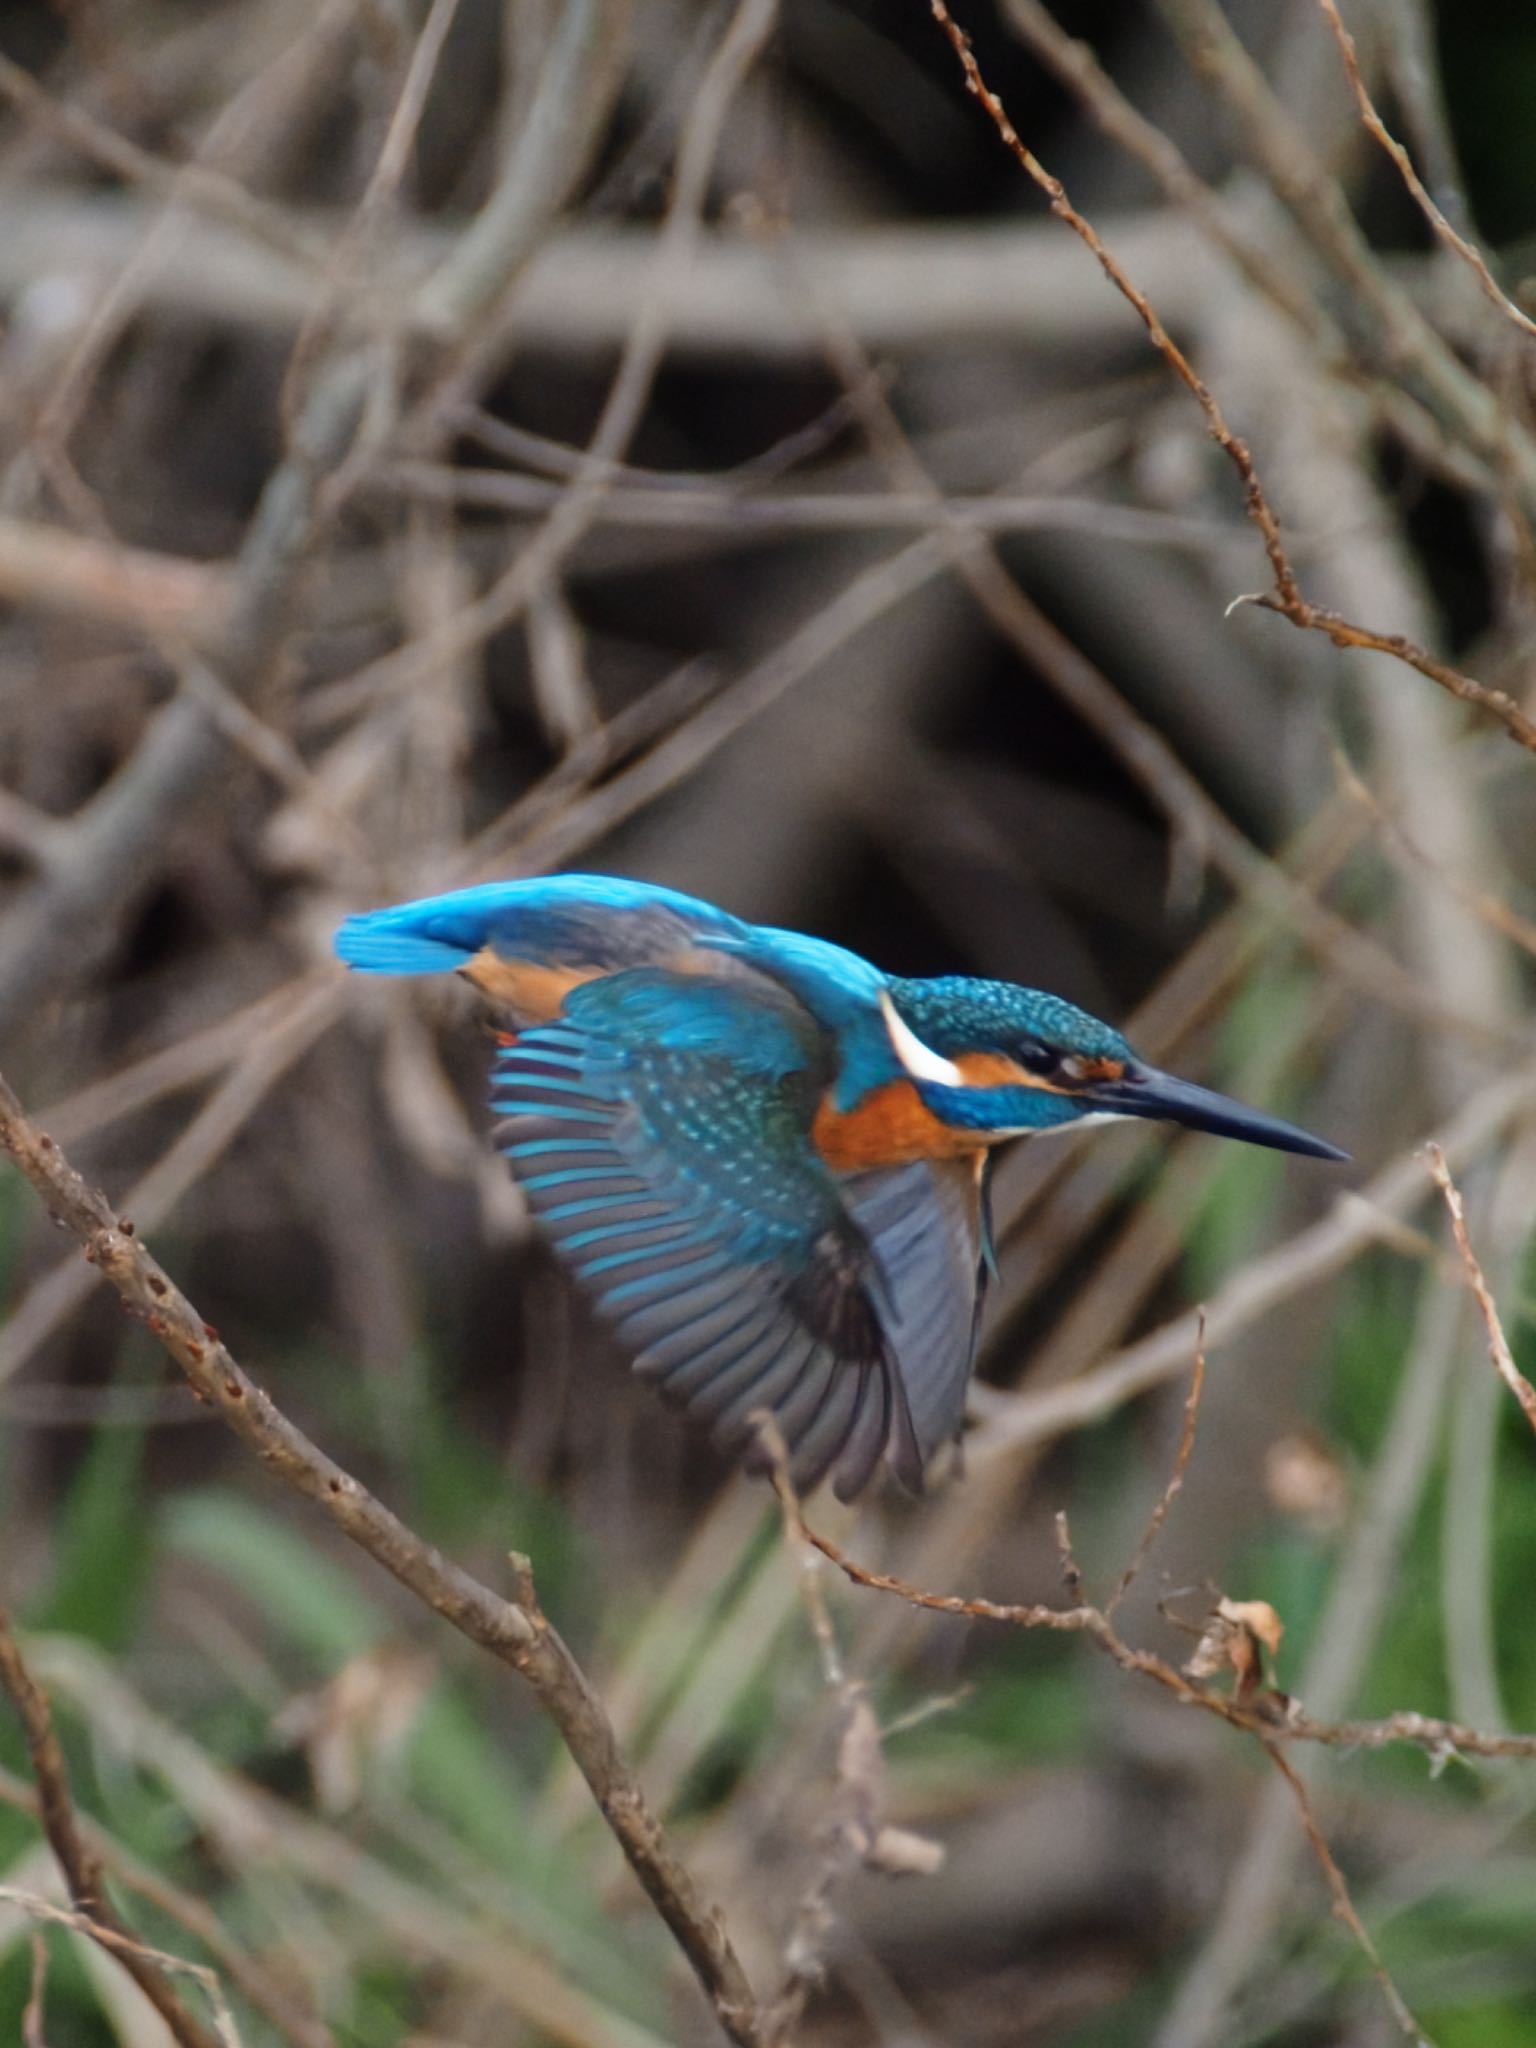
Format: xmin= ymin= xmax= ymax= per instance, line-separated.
xmin=878 ymin=989 xmax=966 ymax=1087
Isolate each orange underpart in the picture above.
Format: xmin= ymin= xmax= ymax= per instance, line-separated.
xmin=954 ymin=1049 xmax=1039 ymax=1089
xmin=461 ymin=950 xmax=605 ymax=1019
xmin=813 ymin=1079 xmax=990 ymax=1170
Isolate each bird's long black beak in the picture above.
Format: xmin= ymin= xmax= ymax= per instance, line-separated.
xmin=1092 ymin=1063 xmax=1349 ymax=1162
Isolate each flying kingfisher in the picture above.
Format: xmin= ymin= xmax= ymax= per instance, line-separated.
xmin=336 ymin=874 xmax=1345 ymax=1500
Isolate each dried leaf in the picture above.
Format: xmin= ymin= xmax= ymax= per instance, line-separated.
xmin=1185 ymin=1597 xmax=1284 ymax=1704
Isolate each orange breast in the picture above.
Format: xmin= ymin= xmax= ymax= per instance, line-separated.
xmin=813 ymin=1079 xmax=989 ymax=1171
xmin=460 ymin=941 xmax=739 ymax=1020
xmin=460 ymin=951 xmax=606 ymax=1019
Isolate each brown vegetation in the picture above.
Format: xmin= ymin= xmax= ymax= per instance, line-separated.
xmin=0 ymin=1 xmax=1534 ymax=2043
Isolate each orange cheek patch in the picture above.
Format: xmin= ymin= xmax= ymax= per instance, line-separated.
xmin=1060 ymin=1053 xmax=1125 ymax=1085
xmin=952 ymin=1050 xmax=1127 ymax=1094
xmin=460 ymin=951 xmax=605 ymax=1020
xmin=813 ymin=1082 xmax=989 ymax=1170
xmin=956 ymin=1050 xmax=1043 ymax=1090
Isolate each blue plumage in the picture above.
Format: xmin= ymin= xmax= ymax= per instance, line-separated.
xmin=335 ymin=872 xmax=1346 ymax=1495
xmin=697 ymin=925 xmax=905 ymax=1109
xmin=334 ymin=873 xmax=746 ymax=975
xmin=490 ymin=986 xmax=914 ymax=1497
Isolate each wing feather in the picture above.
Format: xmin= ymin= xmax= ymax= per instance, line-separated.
xmin=842 ymin=1156 xmax=989 ymax=1472
xmin=493 ymin=970 xmax=911 ymax=1495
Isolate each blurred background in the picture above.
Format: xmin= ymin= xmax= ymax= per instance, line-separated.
xmin=0 ymin=0 xmax=1534 ymax=2041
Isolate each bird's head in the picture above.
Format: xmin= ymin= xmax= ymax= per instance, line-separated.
xmin=884 ymin=977 xmax=1347 ymax=1162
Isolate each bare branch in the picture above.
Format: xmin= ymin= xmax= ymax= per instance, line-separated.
xmin=973 ymin=1060 xmax=1536 ymax=1459
xmin=1316 ymin=0 xmax=1536 ymax=344
xmin=927 ymin=0 xmax=1536 ymax=754
xmin=0 ymin=1890 xmax=242 ymax=2048
xmin=0 ymin=1070 xmax=766 ymax=2047
xmin=1108 ymin=1321 xmax=1207 ymax=1617
xmin=0 ymin=1758 xmax=335 ymax=2048
xmin=1427 ymin=1143 xmax=1536 ymax=1440
xmin=1257 ymin=1743 xmax=1426 ymax=2044
xmin=0 ymin=51 xmax=326 ymax=269
xmin=0 ymin=1613 xmax=225 ymax=2048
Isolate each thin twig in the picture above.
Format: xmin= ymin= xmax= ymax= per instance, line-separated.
xmin=786 ymin=1526 xmax=1455 ymax=2038
xmin=973 ymin=1061 xmax=1536 ymax=1460
xmin=0 ymin=1890 xmax=242 ymax=2048
xmin=761 ymin=1415 xmax=843 ymax=1690
xmin=923 ymin=0 xmax=1298 ymax=607
xmin=382 ymin=458 xmax=1240 ymax=552
xmin=1316 ymin=0 xmax=1536 ymax=344
xmin=329 ymin=0 xmax=779 ymax=719
xmin=1257 ymin=1744 xmax=1427 ymax=2043
xmin=0 ymin=1762 xmax=337 ymax=2048
xmin=1108 ymin=1320 xmax=1207 ymax=1617
xmin=0 ymin=1615 xmax=225 ymax=2048
xmin=21 ymin=1931 xmax=47 ymax=2048
xmin=1427 ymin=1143 xmax=1536 ymax=1440
xmin=1333 ymin=750 xmax=1536 ymax=962
xmin=793 ymin=1520 xmax=1536 ymax=1762
xmin=756 ymin=1416 xmax=945 ymax=2045
xmin=0 ymin=1072 xmax=766 ymax=2048
xmin=924 ymin=0 xmax=1536 ymax=755
xmin=0 ymin=51 xmax=326 ymax=269
xmin=1152 ymin=0 xmax=1536 ymax=506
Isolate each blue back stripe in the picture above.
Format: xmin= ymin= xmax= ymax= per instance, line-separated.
xmin=539 ymin=1192 xmax=673 ymax=1224
xmin=493 ymin=1102 xmax=609 ymax=1125
xmin=519 ymin=1166 xmax=637 ymax=1192
xmin=505 ymin=1138 xmax=615 ymax=1160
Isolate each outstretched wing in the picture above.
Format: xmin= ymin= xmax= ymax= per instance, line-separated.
xmin=843 ymin=1156 xmax=991 ymax=1471
xmin=490 ymin=970 xmax=922 ymax=1499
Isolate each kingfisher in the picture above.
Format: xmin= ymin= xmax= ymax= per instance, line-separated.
xmin=336 ymin=874 xmax=1345 ymax=1500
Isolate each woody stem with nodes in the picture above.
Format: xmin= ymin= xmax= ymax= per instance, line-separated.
xmin=0 ymin=1065 xmax=768 ymax=2048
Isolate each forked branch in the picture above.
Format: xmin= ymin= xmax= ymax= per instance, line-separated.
xmin=924 ymin=0 xmax=1536 ymax=757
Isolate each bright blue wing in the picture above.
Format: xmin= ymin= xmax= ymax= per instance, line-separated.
xmin=490 ymin=969 xmax=921 ymax=1498
xmin=696 ymin=926 xmax=903 ymax=1109
xmin=335 ymin=873 xmax=748 ymax=975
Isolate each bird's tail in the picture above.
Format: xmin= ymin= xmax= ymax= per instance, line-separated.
xmin=334 ymin=873 xmax=749 ymax=977
xmin=334 ymin=893 xmax=499 ymax=973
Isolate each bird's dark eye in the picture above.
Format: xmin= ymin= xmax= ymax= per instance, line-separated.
xmin=1017 ymin=1042 xmax=1063 ymax=1078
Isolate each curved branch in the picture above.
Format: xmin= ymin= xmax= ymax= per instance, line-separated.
xmin=0 ymin=1067 xmax=765 ymax=2048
